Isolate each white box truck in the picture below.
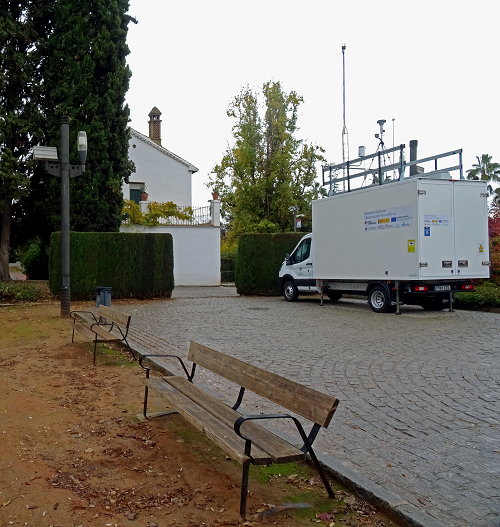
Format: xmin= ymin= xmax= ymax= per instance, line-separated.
xmin=278 ymin=175 xmax=490 ymax=312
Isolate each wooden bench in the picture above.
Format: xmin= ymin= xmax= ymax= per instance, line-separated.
xmin=139 ymin=341 xmax=339 ymax=518
xmin=70 ymin=305 xmax=135 ymax=365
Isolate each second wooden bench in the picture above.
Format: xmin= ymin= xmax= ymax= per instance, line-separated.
xmin=70 ymin=305 xmax=135 ymax=365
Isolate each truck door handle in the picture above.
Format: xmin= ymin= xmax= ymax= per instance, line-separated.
xmin=306 ymin=263 xmax=312 ymax=266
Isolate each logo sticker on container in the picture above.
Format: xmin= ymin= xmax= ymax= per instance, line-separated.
xmin=408 ymin=240 xmax=415 ymax=253
xmin=424 ymin=227 xmax=430 ymax=236
xmin=479 ymin=243 xmax=484 ymax=253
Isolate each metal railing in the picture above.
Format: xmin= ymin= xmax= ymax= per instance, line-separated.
xmin=157 ymin=205 xmax=212 ymax=226
xmin=322 ymin=145 xmax=463 ymax=194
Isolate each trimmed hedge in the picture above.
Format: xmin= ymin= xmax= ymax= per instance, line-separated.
xmin=49 ymin=232 xmax=174 ymax=300
xmin=235 ymin=233 xmax=305 ymax=295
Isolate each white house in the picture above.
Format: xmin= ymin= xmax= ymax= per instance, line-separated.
xmin=122 ymin=107 xmax=198 ymax=207
xmin=120 ymin=107 xmax=221 ymax=286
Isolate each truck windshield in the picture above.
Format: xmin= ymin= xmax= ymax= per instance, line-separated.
xmin=292 ymin=238 xmax=311 ymax=264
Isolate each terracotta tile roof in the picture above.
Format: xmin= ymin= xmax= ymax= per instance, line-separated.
xmin=130 ymin=128 xmax=198 ymax=173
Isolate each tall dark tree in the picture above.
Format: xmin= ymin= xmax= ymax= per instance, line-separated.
xmin=16 ymin=0 xmax=135 ymax=259
xmin=0 ymin=0 xmax=51 ymax=281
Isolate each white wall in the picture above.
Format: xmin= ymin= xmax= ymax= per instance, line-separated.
xmin=120 ymin=225 xmax=221 ymax=286
xmin=123 ymin=135 xmax=193 ymax=207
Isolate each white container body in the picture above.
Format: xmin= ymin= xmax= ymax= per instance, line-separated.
xmin=312 ymin=178 xmax=489 ymax=281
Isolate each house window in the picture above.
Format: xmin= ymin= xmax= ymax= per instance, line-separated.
xmin=130 ymin=189 xmax=141 ymax=204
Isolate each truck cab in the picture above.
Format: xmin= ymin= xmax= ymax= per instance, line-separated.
xmin=279 ymin=234 xmax=321 ymax=301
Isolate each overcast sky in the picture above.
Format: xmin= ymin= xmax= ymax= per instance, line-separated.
xmin=125 ymin=0 xmax=499 ymax=208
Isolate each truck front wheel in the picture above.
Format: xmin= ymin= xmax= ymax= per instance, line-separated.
xmin=283 ymin=280 xmax=299 ymax=302
xmin=368 ymin=286 xmax=391 ymax=313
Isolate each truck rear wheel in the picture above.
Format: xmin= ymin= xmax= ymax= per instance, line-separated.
xmin=326 ymin=290 xmax=343 ymax=302
xmin=368 ymin=286 xmax=391 ymax=313
xmin=420 ymin=297 xmax=445 ymax=311
xmin=283 ymin=280 xmax=299 ymax=302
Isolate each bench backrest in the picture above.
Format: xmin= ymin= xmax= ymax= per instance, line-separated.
xmin=97 ymin=305 xmax=131 ymax=329
xmin=188 ymin=342 xmax=339 ymax=428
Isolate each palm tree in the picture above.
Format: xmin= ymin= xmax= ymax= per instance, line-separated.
xmin=466 ymin=154 xmax=500 ymax=196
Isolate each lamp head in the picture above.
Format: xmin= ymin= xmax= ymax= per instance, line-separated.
xmin=77 ymin=131 xmax=87 ymax=164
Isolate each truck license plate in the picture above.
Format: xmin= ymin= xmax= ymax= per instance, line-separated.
xmin=435 ymin=285 xmax=451 ymax=291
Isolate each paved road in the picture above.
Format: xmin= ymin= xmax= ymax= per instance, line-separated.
xmin=125 ymin=287 xmax=499 ymax=527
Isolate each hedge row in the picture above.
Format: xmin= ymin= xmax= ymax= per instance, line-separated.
xmin=49 ymin=232 xmax=174 ymax=300
xmin=235 ymin=233 xmax=305 ymax=295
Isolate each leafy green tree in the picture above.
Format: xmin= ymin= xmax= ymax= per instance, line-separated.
xmin=207 ymin=81 xmax=325 ymax=241
xmin=14 ymin=0 xmax=136 ymax=266
xmin=466 ymin=154 xmax=500 ymax=197
xmin=0 ymin=1 xmax=51 ymax=281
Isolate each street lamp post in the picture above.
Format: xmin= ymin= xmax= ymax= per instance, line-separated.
xmin=289 ymin=205 xmax=299 ymax=232
xmin=33 ymin=116 xmax=87 ymax=317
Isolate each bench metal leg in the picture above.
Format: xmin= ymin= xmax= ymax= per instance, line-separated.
xmin=142 ymin=383 xmax=177 ymax=420
xmin=240 ymin=461 xmax=251 ymax=518
xmin=122 ymin=338 xmax=137 ymax=361
xmin=93 ymin=340 xmax=97 ymax=366
xmin=304 ymin=445 xmax=335 ymax=499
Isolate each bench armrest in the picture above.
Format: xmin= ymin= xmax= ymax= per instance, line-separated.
xmin=139 ymin=354 xmax=196 ymax=382
xmin=234 ymin=413 xmax=306 ymax=441
xmin=234 ymin=414 xmax=315 ymax=456
xmin=234 ymin=414 xmax=335 ymax=499
xmin=70 ymin=310 xmax=98 ymax=323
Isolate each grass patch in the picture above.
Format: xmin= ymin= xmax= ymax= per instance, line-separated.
xmin=285 ymin=491 xmax=334 ymax=520
xmin=252 ymin=462 xmax=310 ymax=483
xmin=90 ymin=343 xmax=137 ymax=367
xmin=0 ymin=281 xmax=45 ymax=303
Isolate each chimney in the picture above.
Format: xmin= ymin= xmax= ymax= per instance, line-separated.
xmin=148 ymin=107 xmax=162 ymax=146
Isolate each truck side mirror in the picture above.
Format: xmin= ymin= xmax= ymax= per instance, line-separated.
xmin=285 ymin=253 xmax=291 ymax=266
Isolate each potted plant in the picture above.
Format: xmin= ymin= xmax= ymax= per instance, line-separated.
xmin=140 ymin=183 xmax=149 ymax=202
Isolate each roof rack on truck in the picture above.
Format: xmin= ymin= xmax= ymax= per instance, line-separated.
xmin=322 ymin=145 xmax=464 ymax=195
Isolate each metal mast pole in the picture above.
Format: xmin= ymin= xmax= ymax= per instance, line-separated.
xmin=341 ymin=44 xmax=348 ymax=192
xmin=60 ymin=115 xmax=71 ymax=317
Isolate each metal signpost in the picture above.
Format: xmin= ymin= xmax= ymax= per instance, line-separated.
xmin=33 ymin=116 xmax=87 ymax=317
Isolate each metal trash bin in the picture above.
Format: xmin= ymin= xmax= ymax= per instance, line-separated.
xmin=95 ymin=286 xmax=112 ymax=308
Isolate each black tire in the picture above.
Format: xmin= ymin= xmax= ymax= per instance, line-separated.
xmin=420 ymin=297 xmax=445 ymax=311
xmin=368 ymin=285 xmax=391 ymax=313
xmin=326 ymin=290 xmax=343 ymax=302
xmin=283 ymin=280 xmax=299 ymax=302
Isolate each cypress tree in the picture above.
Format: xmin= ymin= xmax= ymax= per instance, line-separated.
xmin=18 ymin=0 xmax=136 ymax=253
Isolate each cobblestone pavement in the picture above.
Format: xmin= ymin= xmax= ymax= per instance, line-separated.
xmin=125 ymin=287 xmax=500 ymax=527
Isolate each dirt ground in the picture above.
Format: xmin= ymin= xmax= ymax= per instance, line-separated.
xmin=0 ymin=302 xmax=399 ymax=527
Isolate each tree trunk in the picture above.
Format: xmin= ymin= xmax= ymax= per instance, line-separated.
xmin=0 ymin=199 xmax=12 ymax=282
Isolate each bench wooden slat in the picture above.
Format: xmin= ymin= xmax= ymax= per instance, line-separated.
xmin=90 ymin=324 xmax=122 ymax=341
xmin=143 ymin=378 xmax=273 ymax=465
xmin=188 ymin=342 xmax=339 ymax=428
xmin=98 ymin=305 xmax=131 ymax=328
xmin=165 ymin=376 xmax=305 ymax=464
xmin=73 ymin=323 xmax=100 ymax=341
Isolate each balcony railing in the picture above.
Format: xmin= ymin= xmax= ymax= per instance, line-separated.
xmin=157 ymin=205 xmax=212 ymax=226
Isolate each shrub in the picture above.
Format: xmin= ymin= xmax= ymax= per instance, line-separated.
xmin=19 ymin=238 xmax=49 ymax=280
xmin=455 ymin=281 xmax=500 ymax=309
xmin=49 ymin=232 xmax=174 ymax=300
xmin=0 ymin=282 xmax=44 ymax=303
xmin=121 ymin=200 xmax=193 ymax=226
xmin=235 ymin=233 xmax=305 ymax=295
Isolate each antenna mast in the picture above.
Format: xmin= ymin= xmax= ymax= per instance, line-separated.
xmin=341 ymin=44 xmax=349 ymax=192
